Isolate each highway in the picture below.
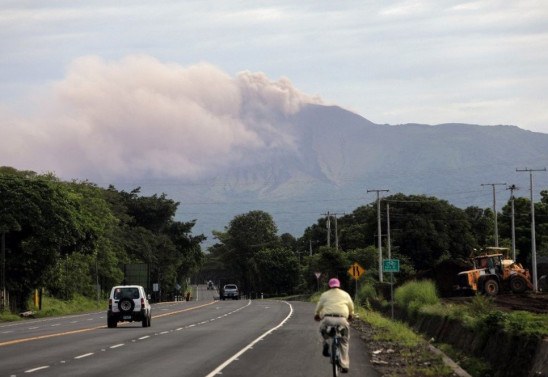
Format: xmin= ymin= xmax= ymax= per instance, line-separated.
xmin=0 ymin=285 xmax=379 ymax=377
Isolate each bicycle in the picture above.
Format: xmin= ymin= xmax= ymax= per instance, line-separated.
xmin=325 ymin=324 xmax=346 ymax=377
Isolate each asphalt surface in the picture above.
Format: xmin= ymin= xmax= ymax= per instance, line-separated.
xmin=0 ymin=285 xmax=380 ymax=377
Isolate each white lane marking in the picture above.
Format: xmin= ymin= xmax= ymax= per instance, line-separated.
xmin=25 ymin=365 xmax=50 ymax=373
xmin=139 ymin=335 xmax=150 ymax=339
xmin=204 ymin=301 xmax=293 ymax=377
xmin=28 ymin=327 xmax=39 ymax=330
xmin=74 ymin=353 xmax=94 ymax=359
xmin=110 ymin=343 xmax=124 ymax=349
xmin=50 ymin=324 xmax=60 ymax=327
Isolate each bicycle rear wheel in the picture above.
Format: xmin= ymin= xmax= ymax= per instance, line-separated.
xmin=331 ymin=338 xmax=341 ymax=377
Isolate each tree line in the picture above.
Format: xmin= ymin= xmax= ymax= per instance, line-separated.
xmin=204 ymin=192 xmax=548 ymax=297
xmin=0 ymin=167 xmax=204 ymax=312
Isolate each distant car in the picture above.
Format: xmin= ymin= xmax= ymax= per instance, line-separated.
xmin=207 ymin=280 xmax=214 ymax=290
xmin=107 ymin=285 xmax=151 ymax=328
xmin=220 ymin=284 xmax=239 ymax=300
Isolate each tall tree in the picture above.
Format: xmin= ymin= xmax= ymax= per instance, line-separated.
xmin=252 ymin=248 xmax=300 ymax=296
xmin=0 ymin=171 xmax=96 ymax=310
xmin=212 ymin=210 xmax=279 ymax=295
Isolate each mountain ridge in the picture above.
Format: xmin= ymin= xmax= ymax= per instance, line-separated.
xmin=136 ymin=104 xmax=548 ymax=242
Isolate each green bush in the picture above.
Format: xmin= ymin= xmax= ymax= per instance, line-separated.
xmin=30 ymin=293 xmax=103 ymax=318
xmin=0 ymin=310 xmax=21 ymax=322
xmin=467 ymin=294 xmax=496 ymax=317
xmin=504 ymin=311 xmax=548 ymax=336
xmin=356 ymin=283 xmax=377 ymax=309
xmin=394 ymin=280 xmax=439 ymax=317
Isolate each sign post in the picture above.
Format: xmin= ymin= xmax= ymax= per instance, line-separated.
xmin=314 ymin=272 xmax=321 ymax=291
xmin=383 ymin=259 xmax=400 ymax=319
xmin=347 ymin=262 xmax=365 ymax=300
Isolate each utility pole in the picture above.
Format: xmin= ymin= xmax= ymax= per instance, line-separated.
xmin=367 ymin=189 xmax=389 ymax=283
xmin=507 ymin=184 xmax=518 ymax=261
xmin=481 ymin=182 xmax=506 ymax=247
xmin=516 ymin=168 xmax=546 ymax=292
xmin=387 ymin=202 xmax=391 ymax=259
xmin=322 ymin=212 xmax=344 ymax=250
xmin=1 ymin=232 xmax=5 ymax=311
xmin=326 ymin=211 xmax=331 ymax=247
xmin=335 ymin=215 xmax=339 ymax=251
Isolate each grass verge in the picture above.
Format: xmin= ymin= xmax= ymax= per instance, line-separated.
xmin=0 ymin=294 xmax=104 ymax=322
xmin=355 ymin=306 xmax=456 ymax=377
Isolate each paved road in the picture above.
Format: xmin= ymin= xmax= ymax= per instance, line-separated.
xmin=0 ymin=286 xmax=379 ymax=377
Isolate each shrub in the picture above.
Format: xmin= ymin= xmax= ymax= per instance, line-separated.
xmin=394 ymin=280 xmax=439 ymax=317
xmin=356 ymin=283 xmax=377 ymax=309
xmin=467 ymin=294 xmax=496 ymax=317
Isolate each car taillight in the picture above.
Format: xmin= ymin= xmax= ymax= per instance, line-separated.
xmin=108 ymin=298 xmax=112 ymax=310
xmin=141 ymin=298 xmax=144 ymax=307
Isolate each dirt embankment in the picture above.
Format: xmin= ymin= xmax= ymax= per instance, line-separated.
xmin=443 ymin=292 xmax=548 ymax=314
xmin=371 ymin=300 xmax=547 ymax=377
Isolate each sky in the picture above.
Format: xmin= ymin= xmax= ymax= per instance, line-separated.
xmin=1 ymin=0 xmax=548 ymax=182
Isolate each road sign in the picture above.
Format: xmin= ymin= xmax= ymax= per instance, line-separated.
xmin=314 ymin=272 xmax=321 ymax=279
xmin=383 ymin=259 xmax=400 ymax=273
xmin=348 ymin=262 xmax=365 ymax=280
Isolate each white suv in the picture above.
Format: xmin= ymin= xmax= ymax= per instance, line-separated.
xmin=107 ymin=285 xmax=151 ymax=328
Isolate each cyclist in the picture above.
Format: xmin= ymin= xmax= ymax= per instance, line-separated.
xmin=314 ymin=277 xmax=354 ymax=373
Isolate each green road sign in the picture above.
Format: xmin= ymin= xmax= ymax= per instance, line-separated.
xmin=383 ymin=259 xmax=400 ymax=273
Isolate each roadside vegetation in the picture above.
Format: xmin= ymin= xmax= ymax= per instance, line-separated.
xmin=0 ymin=167 xmax=204 ymax=313
xmin=0 ymin=294 xmax=103 ymax=322
xmin=358 ymin=280 xmax=547 ymax=376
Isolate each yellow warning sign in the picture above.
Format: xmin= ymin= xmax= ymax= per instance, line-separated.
xmin=348 ymin=262 xmax=365 ymax=280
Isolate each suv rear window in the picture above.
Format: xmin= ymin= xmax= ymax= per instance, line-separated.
xmin=225 ymin=285 xmax=237 ymax=290
xmin=113 ymin=287 xmax=140 ymax=300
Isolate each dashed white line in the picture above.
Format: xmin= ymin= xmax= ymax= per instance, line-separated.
xmin=139 ymin=335 xmax=150 ymax=340
xmin=25 ymin=365 xmax=50 ymax=373
xmin=110 ymin=344 xmax=124 ymax=349
xmin=74 ymin=353 xmax=94 ymax=359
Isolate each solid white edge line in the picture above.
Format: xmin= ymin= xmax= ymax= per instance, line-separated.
xmin=204 ymin=301 xmax=293 ymax=377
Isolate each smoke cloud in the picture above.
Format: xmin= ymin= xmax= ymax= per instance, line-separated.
xmin=0 ymin=55 xmax=322 ymax=181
